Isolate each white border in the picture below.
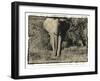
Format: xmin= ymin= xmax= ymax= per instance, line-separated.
xmin=19 ymin=5 xmax=95 ymax=76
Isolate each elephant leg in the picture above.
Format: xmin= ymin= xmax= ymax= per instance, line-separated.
xmin=50 ymin=34 xmax=57 ymax=57
xmin=57 ymin=35 xmax=62 ymax=57
xmin=54 ymin=35 xmax=58 ymax=56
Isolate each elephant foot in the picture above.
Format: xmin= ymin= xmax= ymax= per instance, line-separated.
xmin=56 ymin=53 xmax=61 ymax=57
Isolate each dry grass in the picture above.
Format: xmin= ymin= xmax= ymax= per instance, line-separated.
xmin=28 ymin=46 xmax=88 ymax=64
